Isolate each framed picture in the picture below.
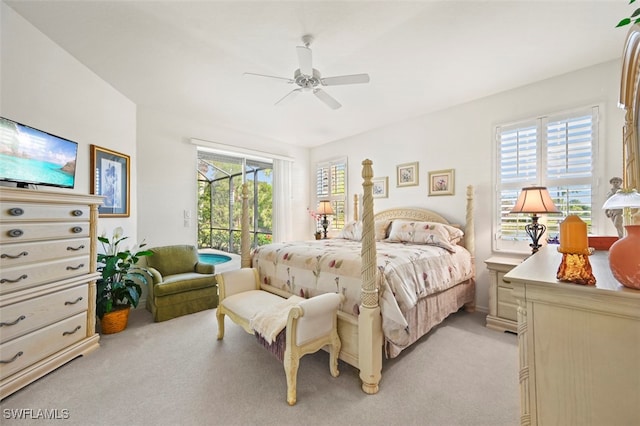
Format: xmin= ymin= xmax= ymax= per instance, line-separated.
xmin=428 ymin=169 xmax=455 ymax=196
xmin=90 ymin=145 xmax=130 ymax=217
xmin=396 ymin=162 xmax=419 ymax=187
xmin=372 ymin=177 xmax=389 ymax=198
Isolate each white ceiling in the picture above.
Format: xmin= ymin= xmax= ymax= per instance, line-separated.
xmin=5 ymin=0 xmax=630 ymax=147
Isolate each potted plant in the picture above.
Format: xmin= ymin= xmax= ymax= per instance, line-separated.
xmin=96 ymin=227 xmax=153 ymax=334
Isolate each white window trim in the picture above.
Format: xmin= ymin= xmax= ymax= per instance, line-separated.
xmin=492 ymin=105 xmax=602 ymax=255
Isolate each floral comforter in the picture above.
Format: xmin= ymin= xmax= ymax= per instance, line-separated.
xmin=252 ymin=239 xmax=473 ymax=346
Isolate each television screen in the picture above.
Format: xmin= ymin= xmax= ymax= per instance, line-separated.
xmin=0 ymin=116 xmax=78 ymax=189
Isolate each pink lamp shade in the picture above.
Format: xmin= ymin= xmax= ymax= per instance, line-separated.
xmin=317 ymin=200 xmax=335 ymax=215
xmin=511 ymin=186 xmax=560 ymax=214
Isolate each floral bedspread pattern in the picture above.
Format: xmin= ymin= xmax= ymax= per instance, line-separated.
xmin=252 ymin=239 xmax=473 ymax=346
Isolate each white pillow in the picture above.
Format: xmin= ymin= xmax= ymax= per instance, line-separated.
xmin=387 ymin=220 xmax=462 ymax=252
xmin=337 ymin=221 xmax=362 ymax=240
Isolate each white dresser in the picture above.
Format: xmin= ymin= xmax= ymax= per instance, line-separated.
xmin=0 ymin=187 xmax=102 ymax=399
xmin=505 ymin=247 xmax=640 ymax=426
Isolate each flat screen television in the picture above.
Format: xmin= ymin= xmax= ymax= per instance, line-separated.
xmin=0 ymin=116 xmax=78 ymax=189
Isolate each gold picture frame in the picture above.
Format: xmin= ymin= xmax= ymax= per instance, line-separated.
xmin=90 ymin=145 xmax=130 ymax=217
xmin=428 ymin=169 xmax=454 ymax=196
xmin=372 ymin=177 xmax=389 ymax=198
xmin=396 ymin=162 xmax=419 ymax=187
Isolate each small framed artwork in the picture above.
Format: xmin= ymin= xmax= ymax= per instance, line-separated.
xmin=396 ymin=162 xmax=419 ymax=187
xmin=90 ymin=145 xmax=130 ymax=217
xmin=372 ymin=177 xmax=389 ymax=198
xmin=428 ymin=169 xmax=455 ymax=196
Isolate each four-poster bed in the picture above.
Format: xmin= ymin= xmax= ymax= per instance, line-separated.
xmin=238 ymin=159 xmax=475 ymax=393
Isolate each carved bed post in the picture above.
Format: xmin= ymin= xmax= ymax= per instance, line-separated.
xmin=464 ymin=185 xmax=476 ymax=312
xmin=358 ymin=159 xmax=382 ymax=394
xmin=240 ymin=182 xmax=251 ymax=268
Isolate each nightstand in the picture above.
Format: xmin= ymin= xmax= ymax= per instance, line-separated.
xmin=485 ymin=256 xmax=524 ymax=333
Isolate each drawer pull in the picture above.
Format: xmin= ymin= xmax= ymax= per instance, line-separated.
xmin=1 ymin=251 xmax=28 ymax=259
xmin=71 ymin=209 xmax=83 ymax=217
xmin=1 ymin=274 xmax=28 ymax=284
xmin=65 ymin=297 xmax=83 ymax=305
xmin=62 ymin=325 xmax=82 ymax=336
xmin=71 ymin=226 xmax=83 ymax=234
xmin=0 ymin=315 xmax=26 ymax=327
xmin=8 ymin=208 xmax=24 ymax=216
xmin=0 ymin=351 xmax=23 ymax=364
xmin=7 ymin=229 xmax=24 ymax=238
xmin=67 ymin=245 xmax=85 ymax=251
xmin=66 ymin=264 xmax=85 ymax=271
xmin=502 ymin=278 xmax=511 ymax=284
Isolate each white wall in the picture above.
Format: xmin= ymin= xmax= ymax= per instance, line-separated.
xmin=310 ymin=60 xmax=624 ymax=312
xmin=0 ymin=3 xmax=138 ymax=243
xmin=136 ymin=107 xmax=310 ymax=248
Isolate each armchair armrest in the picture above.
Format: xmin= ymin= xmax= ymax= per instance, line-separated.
xmin=146 ymin=267 xmax=164 ymax=284
xmin=289 ymin=293 xmax=342 ymax=346
xmin=195 ymin=262 xmax=215 ymax=274
xmin=216 ymin=268 xmax=260 ymax=300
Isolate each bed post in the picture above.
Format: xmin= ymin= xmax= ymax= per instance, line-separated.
xmin=464 ymin=185 xmax=476 ymax=312
xmin=353 ymin=194 xmax=359 ymax=221
xmin=240 ymin=182 xmax=251 ymax=268
xmin=359 ymin=159 xmax=382 ymax=394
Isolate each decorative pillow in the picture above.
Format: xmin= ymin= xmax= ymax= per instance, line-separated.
xmin=387 ymin=220 xmax=462 ymax=252
xmin=337 ymin=221 xmax=362 ymax=241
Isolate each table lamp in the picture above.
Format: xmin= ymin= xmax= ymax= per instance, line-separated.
xmin=317 ymin=200 xmax=335 ymax=239
xmin=601 ymin=188 xmax=640 ymax=289
xmin=510 ymin=186 xmax=560 ymax=254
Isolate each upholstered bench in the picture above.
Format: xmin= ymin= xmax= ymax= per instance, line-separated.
xmin=216 ymin=268 xmax=341 ymax=405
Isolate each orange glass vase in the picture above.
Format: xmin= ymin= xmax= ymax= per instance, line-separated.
xmin=609 ymin=225 xmax=640 ymax=289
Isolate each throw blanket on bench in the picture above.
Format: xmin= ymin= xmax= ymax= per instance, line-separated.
xmin=249 ymin=295 xmax=305 ymax=344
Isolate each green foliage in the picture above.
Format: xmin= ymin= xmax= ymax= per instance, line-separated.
xmin=96 ymin=227 xmax=153 ymax=319
xmin=617 ymin=0 xmax=640 ymax=27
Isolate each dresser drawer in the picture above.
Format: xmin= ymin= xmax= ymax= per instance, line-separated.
xmin=497 ymin=281 xmax=517 ymax=305
xmin=0 ymin=312 xmax=87 ymax=380
xmin=0 ymin=256 xmax=89 ymax=295
xmin=0 ymin=203 xmax=89 ymax=221
xmin=497 ymin=298 xmax=518 ymax=321
xmin=0 ymin=238 xmax=90 ymax=268
xmin=0 ymin=284 xmax=88 ymax=344
xmin=0 ymin=222 xmax=89 ymax=244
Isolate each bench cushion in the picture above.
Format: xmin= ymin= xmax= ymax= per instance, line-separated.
xmin=221 ymin=290 xmax=285 ymax=320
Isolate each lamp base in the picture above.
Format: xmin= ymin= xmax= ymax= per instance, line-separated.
xmin=556 ymin=253 xmax=596 ymax=286
xmin=609 ymin=225 xmax=640 ymax=289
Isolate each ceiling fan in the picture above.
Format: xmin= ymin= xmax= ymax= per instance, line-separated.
xmin=244 ymin=35 xmax=370 ymax=110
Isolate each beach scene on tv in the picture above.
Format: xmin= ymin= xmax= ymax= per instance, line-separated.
xmin=0 ymin=117 xmax=77 ymax=188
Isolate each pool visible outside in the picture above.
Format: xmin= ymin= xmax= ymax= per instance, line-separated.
xmin=198 ymin=253 xmax=232 ymax=265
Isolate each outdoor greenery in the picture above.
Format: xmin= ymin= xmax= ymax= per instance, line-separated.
xmin=197 ymin=156 xmax=273 ymax=253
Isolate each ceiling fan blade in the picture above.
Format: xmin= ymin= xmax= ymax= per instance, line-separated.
xmin=313 ymin=88 xmax=341 ymax=110
xmin=275 ymin=88 xmax=302 ymax=106
xmin=297 ymin=46 xmax=313 ymax=76
xmin=321 ymin=73 xmax=370 ymax=86
xmin=243 ymin=72 xmax=294 ymax=83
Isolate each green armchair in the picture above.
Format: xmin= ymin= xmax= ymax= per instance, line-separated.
xmin=144 ymin=245 xmax=218 ymax=322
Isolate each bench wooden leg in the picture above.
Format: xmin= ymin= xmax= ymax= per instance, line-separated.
xmin=329 ymin=331 xmax=341 ymax=378
xmin=283 ymin=348 xmax=299 ymax=406
xmin=216 ymin=310 xmax=225 ymax=340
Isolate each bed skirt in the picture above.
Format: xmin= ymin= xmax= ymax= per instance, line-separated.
xmin=385 ymin=278 xmax=475 ymax=358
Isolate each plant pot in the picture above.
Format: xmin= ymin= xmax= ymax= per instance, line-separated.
xmin=100 ymin=305 xmax=131 ymax=334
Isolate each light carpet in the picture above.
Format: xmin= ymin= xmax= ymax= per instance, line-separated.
xmin=0 ymin=308 xmax=518 ymax=426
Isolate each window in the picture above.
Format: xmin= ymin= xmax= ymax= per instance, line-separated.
xmin=197 ymin=150 xmax=273 ymax=253
xmin=495 ymin=106 xmax=599 ymax=252
xmin=316 ymin=158 xmax=347 ymax=231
